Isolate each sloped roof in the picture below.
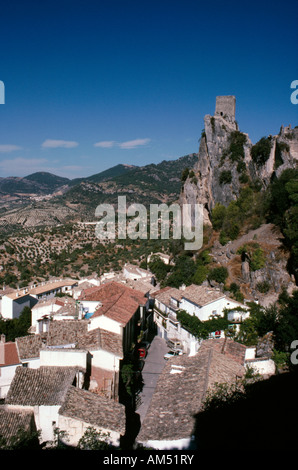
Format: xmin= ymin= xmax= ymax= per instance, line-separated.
xmin=16 ymin=321 xmax=123 ymax=360
xmin=80 ymin=281 xmax=146 ymax=326
xmin=178 ymin=284 xmax=225 ymax=306
xmin=59 ymin=386 xmax=126 ymax=434
xmin=5 ymin=366 xmax=78 ymax=406
xmin=46 ymin=319 xmax=88 ymax=347
xmin=5 ymin=280 xmax=78 ymax=300
xmin=16 ymin=335 xmax=46 ymax=360
xmin=151 ymin=286 xmax=182 ymax=304
xmin=0 ymin=408 xmax=36 ymax=445
xmin=137 ymin=339 xmax=245 ymax=442
xmin=76 ymin=327 xmax=123 ymax=357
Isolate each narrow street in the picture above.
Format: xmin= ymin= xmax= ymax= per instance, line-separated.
xmin=136 ymin=335 xmax=169 ymax=423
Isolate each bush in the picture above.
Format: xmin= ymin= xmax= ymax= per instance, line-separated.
xmin=208 ymin=266 xmax=228 ymax=284
xmin=251 ymin=137 xmax=272 ymax=166
xmin=219 ymin=170 xmax=232 ymax=185
xmin=211 ymin=203 xmax=226 ymax=231
xmin=181 ymin=168 xmax=189 ymax=182
xmin=256 ymin=281 xmax=270 ymax=293
xmin=227 ymin=131 xmax=247 ymax=162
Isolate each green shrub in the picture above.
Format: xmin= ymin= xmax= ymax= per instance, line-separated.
xmin=181 ymin=168 xmax=189 ymax=182
xmin=219 ymin=170 xmax=232 ymax=185
xmin=211 ymin=203 xmax=226 ymax=231
xmin=251 ymin=137 xmax=272 ymax=166
xmin=227 ymin=131 xmax=247 ymax=162
xmin=208 ymin=266 xmax=228 ymax=284
xmin=256 ymin=281 xmax=270 ymax=293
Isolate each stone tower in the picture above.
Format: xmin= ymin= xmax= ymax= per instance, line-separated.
xmin=215 ymin=95 xmax=236 ymax=122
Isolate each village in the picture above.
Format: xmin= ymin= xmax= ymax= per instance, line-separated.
xmin=0 ymin=255 xmax=277 ymax=450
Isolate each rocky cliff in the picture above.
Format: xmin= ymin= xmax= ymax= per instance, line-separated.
xmin=180 ymin=96 xmax=298 ymax=225
xmin=180 ymin=96 xmax=297 ymax=303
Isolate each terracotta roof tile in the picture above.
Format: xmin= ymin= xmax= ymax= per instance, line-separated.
xmin=0 ymin=408 xmax=36 ymax=445
xmin=5 ymin=366 xmax=78 ymax=406
xmin=80 ymin=282 xmax=146 ymax=326
xmin=137 ymin=339 xmax=245 ymax=442
xmin=59 ymin=386 xmax=126 ymax=434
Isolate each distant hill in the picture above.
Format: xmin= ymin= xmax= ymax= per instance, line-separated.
xmin=69 ymin=163 xmax=138 ymax=186
xmin=0 ymin=172 xmax=70 ymax=196
xmin=25 ymin=172 xmax=70 ymax=189
xmin=58 ymin=153 xmax=198 ymax=213
xmin=0 ymin=153 xmax=198 ymax=229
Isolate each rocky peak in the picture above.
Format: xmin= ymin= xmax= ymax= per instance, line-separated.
xmin=180 ymin=96 xmax=297 ymax=224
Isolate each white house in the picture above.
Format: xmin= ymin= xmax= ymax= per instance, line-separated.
xmin=5 ymin=365 xmax=81 ymax=444
xmin=151 ymin=284 xmax=249 ymax=353
xmin=1 ymin=279 xmax=78 ymax=320
xmin=1 ymin=290 xmax=31 ymax=320
xmin=123 ymin=263 xmax=153 ymax=281
xmin=32 ymin=296 xmax=82 ymax=334
xmin=79 ymin=281 xmax=148 ymax=355
xmin=58 ymin=386 xmax=126 ymax=448
xmin=5 ymin=363 xmax=126 ymax=447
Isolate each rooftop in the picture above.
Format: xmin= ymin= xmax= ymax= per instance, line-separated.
xmin=59 ymin=386 xmax=126 ymax=435
xmin=178 ymin=284 xmax=225 ymax=307
xmin=16 ymin=321 xmax=123 ymax=359
xmin=80 ymin=281 xmax=147 ymax=326
xmin=151 ymin=286 xmax=182 ymax=305
xmin=4 ymin=279 xmax=78 ymax=300
xmin=137 ymin=338 xmax=245 ymax=443
xmin=5 ymin=366 xmax=79 ymax=406
xmin=0 ymin=408 xmax=36 ymax=446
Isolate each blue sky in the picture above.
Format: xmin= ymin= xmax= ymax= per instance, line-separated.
xmin=0 ymin=0 xmax=297 ymax=178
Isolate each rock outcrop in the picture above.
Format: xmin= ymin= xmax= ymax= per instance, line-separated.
xmin=180 ymin=96 xmax=298 ymax=224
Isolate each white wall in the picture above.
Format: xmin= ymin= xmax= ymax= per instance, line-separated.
xmin=246 ymin=359 xmax=276 ymax=376
xmin=80 ymin=300 xmax=101 ymax=315
xmin=180 ymin=296 xmax=247 ymax=322
xmin=0 ymin=364 xmax=19 ymax=399
xmin=91 ymin=349 xmax=121 ymax=372
xmin=88 ymin=314 xmax=122 ymax=335
xmin=35 ymin=405 xmax=60 ymax=443
xmin=58 ymin=415 xmax=121 ymax=448
xmin=142 ymin=437 xmax=192 ymax=450
xmin=40 ymin=349 xmax=87 ymax=371
xmin=1 ymin=295 xmax=31 ymax=320
xmin=31 ymin=303 xmax=61 ymax=329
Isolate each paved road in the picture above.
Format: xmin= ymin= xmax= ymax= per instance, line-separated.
xmin=136 ymin=335 xmax=169 ymax=423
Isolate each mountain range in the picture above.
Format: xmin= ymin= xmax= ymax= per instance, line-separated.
xmin=0 ymin=153 xmax=198 ymax=230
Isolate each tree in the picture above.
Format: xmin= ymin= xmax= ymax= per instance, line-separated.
xmin=251 ymin=136 xmax=272 ymax=166
xmin=0 ymin=306 xmax=31 ymax=342
xmin=211 ymin=203 xmax=226 ymax=231
xmin=77 ymin=426 xmax=111 ymax=450
xmin=208 ymin=266 xmax=228 ymax=284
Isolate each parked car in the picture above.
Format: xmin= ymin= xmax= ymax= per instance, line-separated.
xmin=164 ymin=349 xmax=183 ymax=360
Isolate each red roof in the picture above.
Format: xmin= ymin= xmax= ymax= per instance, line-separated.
xmin=79 ymin=281 xmax=147 ymax=326
xmin=0 ymin=342 xmax=20 ymax=367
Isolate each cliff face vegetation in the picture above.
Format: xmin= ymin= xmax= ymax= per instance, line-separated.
xmin=180 ymin=97 xmax=298 ymax=304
